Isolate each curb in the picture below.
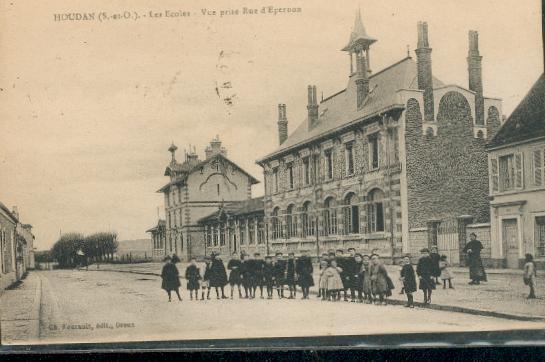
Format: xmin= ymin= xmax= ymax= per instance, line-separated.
xmin=87 ymin=268 xmax=545 ymax=323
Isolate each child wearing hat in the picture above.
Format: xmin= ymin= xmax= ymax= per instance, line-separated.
xmin=184 ymin=257 xmax=201 ymax=301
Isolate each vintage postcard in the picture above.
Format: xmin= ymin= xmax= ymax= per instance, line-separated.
xmin=1 ymin=0 xmax=544 ymax=351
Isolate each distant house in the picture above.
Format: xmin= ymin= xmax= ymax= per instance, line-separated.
xmin=0 ymin=202 xmax=18 ymax=291
xmin=146 ymin=219 xmax=166 ymax=260
xmin=487 ymin=74 xmax=545 ymax=268
xmin=115 ymin=239 xmax=152 ymax=261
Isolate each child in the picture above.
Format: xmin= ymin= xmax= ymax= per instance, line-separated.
xmin=318 ymin=260 xmax=329 ymax=301
xmin=273 ymin=252 xmax=286 ymax=298
xmin=227 ymin=252 xmax=243 ymax=299
xmin=398 ymin=259 xmax=405 ymax=294
xmin=263 ymin=256 xmax=275 ymax=299
xmin=201 ymin=257 xmax=212 ymax=300
xmin=240 ymin=253 xmax=252 ymax=298
xmin=370 ymin=254 xmax=392 ymax=305
xmin=161 ymin=256 xmax=182 ymax=302
xmin=439 ymin=255 xmax=454 ymax=289
xmin=324 ymin=259 xmax=344 ymax=301
xmin=416 ymin=248 xmax=435 ymax=304
xmin=184 ymin=258 xmax=201 ymax=301
xmin=296 ymin=250 xmax=314 ymax=299
xmin=361 ymin=255 xmax=373 ymax=304
xmin=285 ymin=252 xmax=297 ymax=299
xmin=253 ymin=253 xmax=265 ymax=299
xmin=400 ymin=255 xmax=417 ymax=308
xmin=524 ymin=253 xmax=537 ymax=299
xmin=317 ymin=253 xmax=329 ymax=298
xmin=354 ymin=253 xmax=364 ymax=302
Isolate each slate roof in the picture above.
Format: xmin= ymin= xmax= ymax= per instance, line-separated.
xmin=157 ymin=153 xmax=260 ymax=193
xmin=258 ymin=56 xmax=444 ymax=163
xmin=487 ymin=74 xmax=545 ymax=149
xmin=198 ymin=196 xmax=265 ymax=224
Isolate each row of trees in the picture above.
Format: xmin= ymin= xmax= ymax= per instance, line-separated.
xmin=50 ymin=232 xmax=118 ymax=268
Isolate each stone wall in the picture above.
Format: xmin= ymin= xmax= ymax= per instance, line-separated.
xmin=405 ymin=94 xmax=490 ymax=229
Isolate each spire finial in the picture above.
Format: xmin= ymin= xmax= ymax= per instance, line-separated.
xmin=168 ymin=142 xmax=178 ymax=163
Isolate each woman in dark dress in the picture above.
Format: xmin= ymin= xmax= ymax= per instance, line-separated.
xmin=227 ymin=252 xmax=243 ymax=299
xmin=400 ymin=255 xmax=417 ymax=308
xmin=161 ymin=256 xmax=182 ymax=302
xmin=416 ymin=248 xmax=435 ymax=304
xmin=463 ymin=233 xmax=487 ymax=285
xmin=209 ymin=252 xmax=228 ymax=299
xmin=296 ymin=250 xmax=314 ymax=299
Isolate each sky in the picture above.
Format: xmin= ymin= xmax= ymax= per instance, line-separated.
xmin=0 ymin=0 xmax=542 ymax=250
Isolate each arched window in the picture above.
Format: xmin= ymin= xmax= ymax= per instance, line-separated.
xmin=286 ymin=204 xmax=297 ymax=238
xmin=271 ymin=207 xmax=281 ymax=240
xmin=302 ymin=201 xmax=315 ymax=237
xmin=343 ymin=193 xmax=360 ymax=234
xmin=368 ymin=189 xmax=385 ymax=233
xmin=323 ymin=197 xmax=338 ymax=236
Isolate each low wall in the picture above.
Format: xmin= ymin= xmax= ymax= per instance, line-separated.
xmin=408 ymin=228 xmax=428 ymax=257
xmin=465 ymin=223 xmax=503 ymax=268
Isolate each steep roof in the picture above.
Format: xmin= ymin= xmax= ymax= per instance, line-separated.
xmin=157 ymin=153 xmax=260 ymax=193
xmin=258 ymin=57 xmax=444 ymax=162
xmin=487 ymin=74 xmax=545 ymax=149
xmin=198 ymin=196 xmax=265 ymax=224
xmin=342 ymin=10 xmax=377 ymax=51
xmin=0 ymin=201 xmax=18 ymax=224
xmin=146 ymin=219 xmax=165 ymax=233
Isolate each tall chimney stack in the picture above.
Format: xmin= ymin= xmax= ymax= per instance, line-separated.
xmin=468 ymin=30 xmax=484 ymax=125
xmin=307 ymin=85 xmax=318 ymax=130
xmin=415 ymin=21 xmax=435 ymax=122
xmin=277 ymin=104 xmax=288 ymax=145
xmin=355 ymin=52 xmax=369 ymax=108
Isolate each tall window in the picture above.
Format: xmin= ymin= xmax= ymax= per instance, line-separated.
xmin=325 ymin=150 xmax=333 ymax=180
xmin=273 ymin=167 xmax=279 ymax=193
xmin=213 ymin=226 xmax=219 ymax=246
xmin=271 ymin=207 xmax=281 ymax=240
xmin=302 ymin=201 xmax=315 ymax=237
xmin=499 ymin=154 xmax=515 ymax=191
xmin=239 ymin=221 xmax=245 ymax=245
xmin=536 ymin=216 xmax=545 ymax=257
xmin=532 ymin=148 xmax=545 ymax=186
xmin=345 ymin=143 xmax=354 ymax=175
xmin=368 ymin=189 xmax=385 ymax=233
xmin=312 ymin=155 xmax=320 ymax=184
xmin=303 ymin=157 xmax=310 ymax=185
xmin=257 ymin=219 xmax=264 ymax=244
xmin=219 ymin=224 xmax=226 ymax=246
xmin=343 ymin=193 xmax=360 ymax=234
xmin=286 ymin=204 xmax=297 ymax=238
xmin=323 ymin=197 xmax=338 ymax=236
xmin=249 ymin=219 xmax=255 ymax=244
xmin=369 ymin=133 xmax=380 ymax=170
xmin=388 ymin=127 xmax=399 ymax=164
xmin=287 ymin=163 xmax=294 ymax=189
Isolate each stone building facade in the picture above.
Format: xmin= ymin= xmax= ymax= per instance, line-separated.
xmin=256 ymin=12 xmax=503 ymax=263
xmin=146 ymin=219 xmax=166 ymax=260
xmin=153 ymin=136 xmax=259 ymax=261
xmin=486 ymin=74 xmax=545 ymax=268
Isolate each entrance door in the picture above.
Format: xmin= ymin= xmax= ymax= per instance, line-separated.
xmin=502 ymin=218 xmax=520 ymax=268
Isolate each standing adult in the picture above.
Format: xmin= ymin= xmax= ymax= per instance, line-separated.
xmin=335 ymin=249 xmax=349 ymax=301
xmin=463 ymin=233 xmax=487 ymax=285
xmin=273 ymin=252 xmax=286 ymax=298
xmin=160 ymin=256 xmax=182 ymax=302
xmin=416 ymin=248 xmax=435 ymax=304
xmin=209 ymin=252 xmax=228 ymax=299
xmin=345 ymin=248 xmax=359 ymax=302
xmin=227 ymin=252 xmax=243 ymax=299
xmin=296 ymin=250 xmax=314 ymax=299
xmin=285 ymin=252 xmax=297 ymax=299
xmin=369 ymin=254 xmax=392 ymax=305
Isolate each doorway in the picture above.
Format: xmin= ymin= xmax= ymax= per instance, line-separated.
xmin=502 ymin=218 xmax=520 ymax=268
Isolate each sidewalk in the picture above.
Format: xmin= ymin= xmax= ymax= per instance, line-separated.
xmin=87 ymin=261 xmax=545 ymax=321
xmin=0 ymin=272 xmax=42 ymax=344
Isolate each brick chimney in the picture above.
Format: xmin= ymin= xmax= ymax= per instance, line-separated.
xmin=355 ymin=52 xmax=369 ymax=108
xmin=277 ymin=104 xmax=288 ymax=145
xmin=11 ymin=206 xmax=19 ymax=220
xmin=415 ymin=21 xmax=435 ymax=122
xmin=468 ymin=30 xmax=484 ymax=125
xmin=307 ymin=85 xmax=318 ymax=130
xmin=205 ymin=136 xmax=227 ymax=159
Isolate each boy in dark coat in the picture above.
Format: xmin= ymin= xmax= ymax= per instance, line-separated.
xmin=161 ymin=256 xmax=182 ymax=302
xmin=240 ymin=253 xmax=253 ymax=298
xmin=353 ymin=253 xmax=364 ymax=302
xmin=252 ymin=253 xmax=265 ymax=299
xmin=285 ymin=252 xmax=297 ymax=299
xmin=416 ymin=248 xmax=435 ymax=304
xmin=209 ymin=253 xmax=228 ymax=299
xmin=296 ymin=250 xmax=314 ymax=299
xmin=345 ymin=248 xmax=359 ymax=302
xmin=400 ymin=255 xmax=417 ymax=308
xmin=430 ymin=246 xmax=442 ymax=285
xmin=202 ymin=257 xmax=212 ymax=300
xmin=227 ymin=252 xmax=243 ymax=299
xmin=273 ymin=252 xmax=286 ymax=298
xmin=263 ymin=256 xmax=275 ymax=299
xmin=335 ymin=249 xmax=349 ymax=301
xmin=184 ymin=257 xmax=201 ymax=300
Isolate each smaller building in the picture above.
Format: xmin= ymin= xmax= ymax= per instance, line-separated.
xmin=0 ymin=202 xmax=18 ymax=291
xmin=198 ymin=197 xmax=265 ymax=257
xmin=487 ymin=74 xmax=545 ymax=268
xmin=146 ymin=219 xmax=166 ymax=260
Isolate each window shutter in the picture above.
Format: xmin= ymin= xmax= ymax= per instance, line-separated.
xmin=514 ymin=152 xmax=524 ymax=189
xmin=490 ymin=157 xmax=499 ymax=193
xmin=533 ymin=149 xmax=544 ymax=186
